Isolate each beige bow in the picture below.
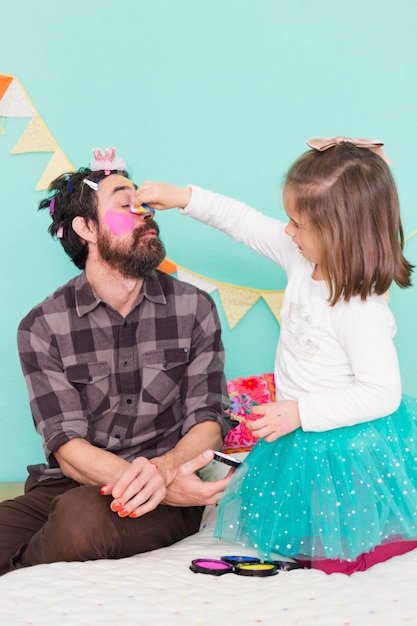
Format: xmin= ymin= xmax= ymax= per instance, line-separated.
xmin=307 ymin=136 xmax=392 ymax=164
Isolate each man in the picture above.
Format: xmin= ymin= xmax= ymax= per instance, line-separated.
xmin=0 ymin=148 xmax=232 ymax=575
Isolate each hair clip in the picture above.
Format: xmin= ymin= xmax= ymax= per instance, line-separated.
xmin=56 ymin=224 xmax=64 ymax=239
xmin=49 ymin=198 xmax=56 ymax=216
xmin=64 ymin=174 xmax=74 ymax=193
xmin=90 ymin=147 xmax=127 ymax=174
xmin=83 ymin=179 xmax=99 ymax=192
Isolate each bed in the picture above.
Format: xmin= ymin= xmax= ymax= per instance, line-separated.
xmin=1 ymin=374 xmax=417 ymax=625
xmin=1 ymin=500 xmax=417 ymax=625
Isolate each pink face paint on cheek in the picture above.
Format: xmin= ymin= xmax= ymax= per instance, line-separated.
xmin=104 ymin=210 xmax=136 ymax=236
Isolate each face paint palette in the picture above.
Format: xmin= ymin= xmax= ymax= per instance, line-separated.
xmin=220 ymin=555 xmax=260 ymax=566
xmin=234 ymin=562 xmax=278 ymax=577
xmin=190 ymin=558 xmax=234 ymax=576
xmin=190 ymin=556 xmax=280 ymax=577
xmin=212 ymin=451 xmax=242 ymax=468
xmin=273 ymin=560 xmax=307 ymax=571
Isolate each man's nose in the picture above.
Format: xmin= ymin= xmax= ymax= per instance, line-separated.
xmin=130 ymin=204 xmax=155 ymax=219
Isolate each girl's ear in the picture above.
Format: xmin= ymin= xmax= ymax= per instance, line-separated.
xmin=72 ymin=216 xmax=97 ymax=243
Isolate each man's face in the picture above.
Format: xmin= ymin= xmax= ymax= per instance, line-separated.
xmin=95 ymin=174 xmax=165 ymax=278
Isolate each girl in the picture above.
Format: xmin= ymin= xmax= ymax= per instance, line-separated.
xmin=136 ymin=137 xmax=417 ymax=574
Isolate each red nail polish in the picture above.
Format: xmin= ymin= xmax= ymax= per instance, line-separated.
xmin=129 ymin=512 xmax=138 ymax=518
xmin=118 ymin=508 xmax=129 ymax=517
xmin=100 ymin=484 xmax=109 ymax=495
xmin=110 ymin=500 xmax=122 ymax=512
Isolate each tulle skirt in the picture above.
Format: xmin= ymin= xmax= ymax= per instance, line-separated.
xmin=214 ymin=395 xmax=417 ymax=562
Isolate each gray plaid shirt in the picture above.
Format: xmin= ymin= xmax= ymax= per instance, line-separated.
xmin=18 ymin=271 xmax=231 ymax=480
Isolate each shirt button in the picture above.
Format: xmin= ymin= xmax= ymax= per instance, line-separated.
xmin=126 ymin=398 xmax=132 ymax=404
xmin=115 ymin=434 xmax=121 ymax=439
xmin=183 ymin=347 xmax=188 ymax=353
xmin=88 ymin=376 xmax=93 ymax=382
xmin=123 ymin=322 xmax=128 ymax=328
xmin=123 ymin=361 xmax=128 ymax=366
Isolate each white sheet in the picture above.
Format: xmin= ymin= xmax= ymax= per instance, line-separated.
xmin=1 ymin=503 xmax=417 ymax=626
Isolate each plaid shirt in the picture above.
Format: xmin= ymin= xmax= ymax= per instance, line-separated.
xmin=18 ymin=271 xmax=231 ymax=480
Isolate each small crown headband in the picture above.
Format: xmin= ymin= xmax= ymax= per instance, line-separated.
xmin=90 ymin=146 xmax=127 ymax=174
xmin=82 ymin=146 xmax=127 ymax=192
xmin=307 ymin=136 xmax=392 ymax=164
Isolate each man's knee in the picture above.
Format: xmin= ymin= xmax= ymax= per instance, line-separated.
xmin=45 ymin=485 xmax=118 ymax=559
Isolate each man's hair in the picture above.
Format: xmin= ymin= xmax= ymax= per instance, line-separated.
xmin=284 ymin=143 xmax=413 ymax=305
xmin=39 ymin=167 xmax=129 ymax=269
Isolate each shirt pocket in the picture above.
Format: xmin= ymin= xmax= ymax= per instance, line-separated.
xmin=65 ymin=362 xmax=111 ymax=415
xmin=141 ymin=347 xmax=190 ymax=406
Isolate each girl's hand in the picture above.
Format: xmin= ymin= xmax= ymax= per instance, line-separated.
xmin=135 ymin=181 xmax=191 ymax=211
xmin=246 ymin=401 xmax=301 ymax=442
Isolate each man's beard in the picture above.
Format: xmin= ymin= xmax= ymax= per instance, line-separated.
xmin=97 ymin=219 xmax=166 ymax=279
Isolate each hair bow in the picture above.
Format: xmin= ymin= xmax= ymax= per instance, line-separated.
xmin=306 ymin=136 xmax=392 ymax=164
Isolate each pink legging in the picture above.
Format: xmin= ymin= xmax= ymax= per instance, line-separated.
xmin=299 ymin=539 xmax=417 ymax=575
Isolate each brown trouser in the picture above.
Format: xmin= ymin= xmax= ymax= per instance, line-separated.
xmin=0 ymin=475 xmax=203 ymax=576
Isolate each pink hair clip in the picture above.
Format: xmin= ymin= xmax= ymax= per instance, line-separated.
xmin=90 ymin=147 xmax=127 ymax=174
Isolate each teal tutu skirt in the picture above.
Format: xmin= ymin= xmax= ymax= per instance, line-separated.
xmin=214 ymin=395 xmax=417 ymax=562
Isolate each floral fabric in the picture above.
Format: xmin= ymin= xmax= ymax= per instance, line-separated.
xmin=222 ymin=373 xmax=275 ymax=452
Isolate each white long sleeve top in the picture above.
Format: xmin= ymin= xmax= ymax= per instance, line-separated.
xmin=181 ymin=185 xmax=402 ymax=431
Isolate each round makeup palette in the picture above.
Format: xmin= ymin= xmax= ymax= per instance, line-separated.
xmin=190 ymin=558 xmax=234 ymax=576
xmin=235 ymin=562 xmax=278 ymax=577
xmin=190 ymin=556 xmax=280 ymax=577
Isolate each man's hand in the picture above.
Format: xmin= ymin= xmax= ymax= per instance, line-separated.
xmin=246 ymin=401 xmax=301 ymax=442
xmin=100 ymin=457 xmax=167 ymax=519
xmin=100 ymin=449 xmax=234 ymax=517
xmin=135 ymin=182 xmax=191 ymax=211
xmin=162 ymin=450 xmax=234 ymax=507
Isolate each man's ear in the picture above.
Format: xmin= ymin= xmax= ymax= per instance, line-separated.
xmin=72 ymin=216 xmax=97 ymax=243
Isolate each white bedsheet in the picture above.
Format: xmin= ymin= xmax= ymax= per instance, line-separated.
xmin=1 ymin=503 xmax=417 ymax=625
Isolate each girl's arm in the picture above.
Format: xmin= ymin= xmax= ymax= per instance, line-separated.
xmin=136 ymin=182 xmax=294 ymax=268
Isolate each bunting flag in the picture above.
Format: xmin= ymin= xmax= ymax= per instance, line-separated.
xmin=161 ymin=259 xmax=284 ymax=329
xmin=0 ymin=72 xmax=74 ymax=188
xmin=406 ymin=229 xmax=417 ymax=243
xmin=3 ymin=72 xmax=415 ymax=330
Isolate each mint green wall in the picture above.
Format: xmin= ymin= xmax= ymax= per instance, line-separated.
xmin=1 ymin=0 xmax=417 ymax=480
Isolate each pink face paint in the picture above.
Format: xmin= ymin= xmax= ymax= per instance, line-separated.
xmin=104 ymin=210 xmax=136 ymax=236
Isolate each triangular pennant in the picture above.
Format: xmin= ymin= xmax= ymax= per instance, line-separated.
xmin=405 ymin=228 xmax=417 ymax=242
xmin=10 ymin=114 xmax=57 ymax=154
xmin=261 ymin=291 xmax=285 ymax=324
xmin=0 ymin=74 xmax=13 ymax=100
xmin=35 ymin=148 xmax=75 ymax=191
xmin=158 ymin=258 xmax=178 ymax=274
xmin=177 ymin=268 xmax=218 ymax=293
xmin=0 ymin=78 xmax=34 ymax=117
xmin=217 ymin=284 xmax=260 ymax=329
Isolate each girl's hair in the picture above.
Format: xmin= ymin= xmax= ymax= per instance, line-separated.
xmin=38 ymin=167 xmax=129 ymax=269
xmin=284 ymin=143 xmax=413 ymax=305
